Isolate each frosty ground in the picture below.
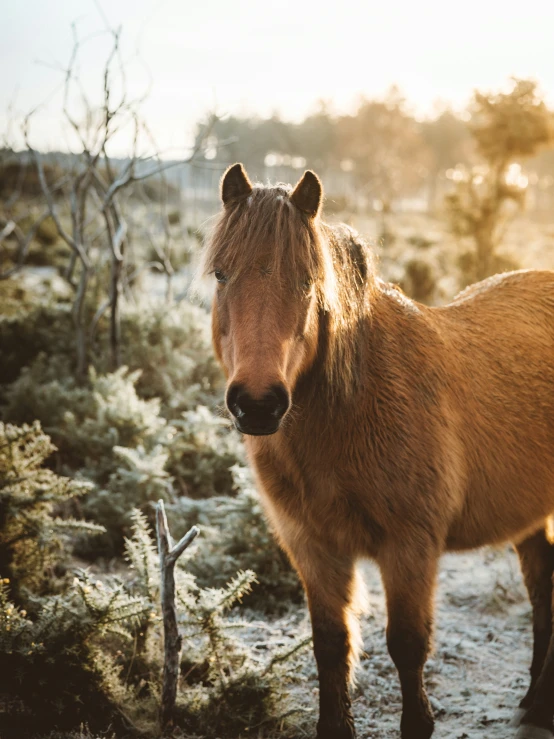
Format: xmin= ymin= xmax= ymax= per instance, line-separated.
xmin=251 ymin=546 xmax=532 ymax=739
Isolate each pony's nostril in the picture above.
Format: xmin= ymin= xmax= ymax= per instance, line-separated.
xmin=267 ymin=384 xmax=290 ymax=419
xmin=226 ymin=383 xmax=246 ymax=418
xmin=226 ymin=383 xmax=290 ymax=426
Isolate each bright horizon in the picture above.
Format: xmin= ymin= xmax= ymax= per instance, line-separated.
xmin=3 ymin=0 xmax=554 ymax=156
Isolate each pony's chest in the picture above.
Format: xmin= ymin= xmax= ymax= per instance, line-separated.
xmin=248 ymin=438 xmax=385 ymax=556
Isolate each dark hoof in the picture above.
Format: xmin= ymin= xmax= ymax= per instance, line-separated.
xmin=400 ymin=715 xmax=434 ymax=739
xmin=316 ymin=718 xmax=356 ymax=739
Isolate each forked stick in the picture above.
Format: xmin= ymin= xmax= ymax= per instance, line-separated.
xmin=156 ymin=499 xmax=199 ymax=729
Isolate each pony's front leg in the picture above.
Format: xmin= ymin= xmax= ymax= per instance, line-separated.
xmin=296 ymin=550 xmax=362 ymax=739
xmin=379 ymin=546 xmax=439 ymax=739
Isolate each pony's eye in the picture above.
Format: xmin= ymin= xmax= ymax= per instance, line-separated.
xmin=214 ymin=270 xmax=228 ymax=284
xmin=302 ymin=278 xmax=313 ymax=292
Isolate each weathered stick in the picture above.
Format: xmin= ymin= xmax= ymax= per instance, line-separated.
xmin=156 ymin=499 xmax=199 ymax=729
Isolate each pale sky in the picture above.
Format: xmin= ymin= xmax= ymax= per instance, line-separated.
xmin=3 ymin=0 xmax=554 ymax=155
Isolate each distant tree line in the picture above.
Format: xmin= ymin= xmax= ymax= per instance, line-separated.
xmin=194 ymin=82 xmax=554 ymax=215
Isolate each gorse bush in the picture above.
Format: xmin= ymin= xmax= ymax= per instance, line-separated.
xmin=0 ymin=421 xmax=102 ymax=599
xmin=0 ymin=430 xmax=310 ymax=739
xmin=167 ymin=405 xmax=244 ymax=498
xmin=116 ymin=300 xmax=223 ymax=415
xmin=0 ymin=293 xmax=221 ymax=411
xmin=6 ymin=366 xmax=165 ymax=466
xmin=5 ymin=365 xmax=242 ymax=550
xmin=122 ymin=510 xmax=310 ymax=738
xmin=0 ymin=421 xmax=147 ymax=736
xmin=4 ymin=366 xmax=173 ymax=549
xmin=0 ymin=299 xmax=74 ymax=388
xmin=58 ymin=367 xmax=167 ymax=475
xmin=0 ymin=575 xmax=150 ymax=738
xmin=1 ymin=294 xmax=244 ymax=549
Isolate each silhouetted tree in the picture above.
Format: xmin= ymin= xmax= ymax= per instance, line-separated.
xmin=446 ymin=78 xmax=554 ymax=281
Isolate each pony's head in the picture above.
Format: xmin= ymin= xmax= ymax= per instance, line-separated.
xmin=204 ymin=163 xmax=370 ymax=435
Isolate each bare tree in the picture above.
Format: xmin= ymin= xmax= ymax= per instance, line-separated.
xmin=4 ymin=22 xmax=216 ymax=378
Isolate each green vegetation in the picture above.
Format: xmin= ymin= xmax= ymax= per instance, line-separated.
xmin=0 ymin=415 xmax=309 ymax=739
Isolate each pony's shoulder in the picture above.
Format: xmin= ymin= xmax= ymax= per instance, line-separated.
xmin=375 ymin=278 xmax=423 ymax=315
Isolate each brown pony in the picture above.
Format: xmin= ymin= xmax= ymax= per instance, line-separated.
xmin=204 ymin=163 xmax=554 ymax=739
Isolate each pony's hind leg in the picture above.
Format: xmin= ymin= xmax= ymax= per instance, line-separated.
xmin=515 ymin=529 xmax=554 ymax=718
xmin=379 ymin=544 xmax=439 ymax=739
xmin=515 ymin=526 xmax=554 ymax=739
xmin=516 ymin=642 xmax=554 ymax=738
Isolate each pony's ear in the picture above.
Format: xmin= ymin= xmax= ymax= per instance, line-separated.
xmin=290 ymin=170 xmax=323 ymax=217
xmin=221 ymin=163 xmax=252 ymax=205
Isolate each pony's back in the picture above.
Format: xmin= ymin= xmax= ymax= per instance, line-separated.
xmin=430 ymin=270 xmax=554 ymax=548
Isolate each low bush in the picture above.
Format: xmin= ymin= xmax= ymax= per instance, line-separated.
xmin=0 ymin=421 xmax=102 ymax=600
xmin=4 ymin=363 xmax=243 ymax=550
xmin=0 ymin=295 xmax=222 ymax=413
xmin=168 ymin=465 xmax=303 ymax=611
xmin=0 ymin=427 xmax=310 ymax=738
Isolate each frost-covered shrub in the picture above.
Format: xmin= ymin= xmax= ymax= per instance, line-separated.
xmin=5 ymin=365 xmax=166 ymax=475
xmin=0 ymin=423 xmax=148 ymax=736
xmin=0 ymin=434 xmax=309 ymax=739
xmin=168 ymin=465 xmax=303 ymax=611
xmin=4 ymin=367 xmax=171 ymax=548
xmin=116 ymin=300 xmax=223 ymax=414
xmin=61 ymin=368 xmax=167 ymax=474
xmin=0 ymin=574 xmax=150 ymax=738
xmin=123 ymin=511 xmax=310 ymax=738
xmin=5 ymin=366 xmax=244 ymax=549
xmin=0 ymin=417 xmax=308 ymax=739
xmin=0 ymin=294 xmax=222 ymax=414
xmin=1 ymin=506 xmax=311 ymax=738
xmin=167 ymin=405 xmax=244 ymax=498
xmin=0 ymin=301 xmax=74 ymax=388
xmin=0 ymin=421 xmax=102 ymax=599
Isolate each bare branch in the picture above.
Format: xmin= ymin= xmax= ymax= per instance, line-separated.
xmin=0 ymin=220 xmax=16 ymax=243
xmin=102 ymin=113 xmax=219 ymax=207
xmin=23 ymin=124 xmax=90 ymax=269
xmin=0 ymin=211 xmax=50 ymax=280
xmin=168 ymin=527 xmax=199 ymax=565
xmin=156 ymin=499 xmax=199 ymax=729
